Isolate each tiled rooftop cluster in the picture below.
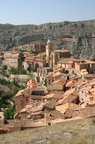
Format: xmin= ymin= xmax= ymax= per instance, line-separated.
xmin=1 ymin=40 xmax=95 ymax=133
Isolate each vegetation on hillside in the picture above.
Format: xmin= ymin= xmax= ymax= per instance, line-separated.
xmin=18 ymin=52 xmax=25 ymax=61
xmin=0 ymin=78 xmax=25 ymax=119
xmin=4 ymin=105 xmax=15 ymax=119
xmin=1 ymin=65 xmax=8 ymax=76
xmin=0 ymin=90 xmax=15 ymax=119
xmin=10 ymin=66 xmax=27 ymax=74
xmin=0 ymin=78 xmax=24 ymax=88
xmin=27 ymin=63 xmax=39 ymax=72
xmin=30 ymin=50 xmax=39 ymax=54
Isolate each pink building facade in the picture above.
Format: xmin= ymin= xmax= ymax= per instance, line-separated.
xmin=57 ymin=58 xmax=95 ymax=71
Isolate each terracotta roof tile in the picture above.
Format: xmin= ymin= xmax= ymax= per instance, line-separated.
xmin=43 ymin=100 xmax=56 ymax=110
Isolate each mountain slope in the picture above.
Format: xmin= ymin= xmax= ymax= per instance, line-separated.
xmin=1 ymin=20 xmax=95 ymax=60
xmin=0 ymin=118 xmax=95 ymax=144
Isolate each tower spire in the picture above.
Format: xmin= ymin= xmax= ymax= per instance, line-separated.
xmin=46 ymin=38 xmax=53 ymax=65
xmin=47 ymin=37 xmax=52 ymax=44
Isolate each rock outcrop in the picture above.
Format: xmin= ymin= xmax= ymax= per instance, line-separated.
xmin=1 ymin=20 xmax=95 ymax=60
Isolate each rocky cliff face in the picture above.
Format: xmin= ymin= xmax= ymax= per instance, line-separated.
xmin=1 ymin=20 xmax=95 ymax=60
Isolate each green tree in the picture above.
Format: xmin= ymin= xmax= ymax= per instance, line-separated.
xmin=11 ymin=80 xmax=19 ymax=87
xmin=27 ymin=67 xmax=32 ymax=73
xmin=4 ymin=109 xmax=10 ymax=119
xmin=4 ymin=105 xmax=15 ymax=119
xmin=2 ymin=65 xmax=7 ymax=71
xmin=10 ymin=67 xmax=17 ymax=74
xmin=10 ymin=66 xmax=27 ymax=74
xmin=18 ymin=52 xmax=25 ymax=61
xmin=0 ymin=78 xmax=10 ymax=86
xmin=1 ymin=65 xmax=7 ymax=75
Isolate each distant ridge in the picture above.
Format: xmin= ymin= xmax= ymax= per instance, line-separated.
xmin=1 ymin=19 xmax=95 ymax=60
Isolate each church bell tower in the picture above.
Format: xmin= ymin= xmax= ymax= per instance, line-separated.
xmin=46 ymin=38 xmax=53 ymax=65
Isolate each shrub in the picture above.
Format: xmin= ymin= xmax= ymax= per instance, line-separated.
xmin=87 ymin=68 xmax=94 ymax=74
xmin=18 ymin=52 xmax=25 ymax=61
xmin=1 ymin=65 xmax=7 ymax=75
xmin=30 ymin=50 xmax=39 ymax=54
xmin=4 ymin=105 xmax=15 ymax=119
xmin=2 ymin=65 xmax=7 ymax=71
xmin=10 ymin=66 xmax=27 ymax=74
xmin=0 ymin=78 xmax=10 ymax=86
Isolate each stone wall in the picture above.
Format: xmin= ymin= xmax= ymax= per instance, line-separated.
xmin=10 ymin=74 xmax=35 ymax=86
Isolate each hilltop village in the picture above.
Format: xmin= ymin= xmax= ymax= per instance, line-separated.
xmin=1 ymin=39 xmax=95 ymax=133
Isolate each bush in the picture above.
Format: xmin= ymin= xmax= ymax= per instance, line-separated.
xmin=2 ymin=65 xmax=7 ymax=71
xmin=43 ymin=55 xmax=46 ymax=60
xmin=0 ymin=90 xmax=13 ymax=109
xmin=30 ymin=50 xmax=39 ymax=54
xmin=10 ymin=66 xmax=27 ymax=74
xmin=87 ymin=68 xmax=94 ymax=74
xmin=4 ymin=105 xmax=15 ymax=119
xmin=18 ymin=52 xmax=25 ymax=61
xmin=1 ymin=65 xmax=7 ymax=75
xmin=27 ymin=67 xmax=32 ymax=73
xmin=11 ymin=80 xmax=19 ymax=87
xmin=0 ymin=78 xmax=10 ymax=86
xmin=19 ymin=85 xmax=26 ymax=89
xmin=0 ymin=90 xmax=16 ymax=119
xmin=10 ymin=67 xmax=17 ymax=74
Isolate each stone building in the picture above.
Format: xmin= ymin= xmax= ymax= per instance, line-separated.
xmin=50 ymin=49 xmax=71 ymax=68
xmin=47 ymin=79 xmax=66 ymax=91
xmin=46 ymin=71 xmax=68 ymax=86
xmin=14 ymin=89 xmax=31 ymax=112
xmin=33 ymin=59 xmax=46 ymax=67
xmin=46 ymin=39 xmax=54 ymax=64
xmin=79 ymin=80 xmax=95 ymax=107
xmin=57 ymin=58 xmax=95 ymax=71
xmin=23 ymin=52 xmax=46 ymax=71
xmin=14 ymin=87 xmax=47 ymax=113
xmin=13 ymin=43 xmax=45 ymax=52
xmin=37 ymin=67 xmax=53 ymax=85
xmin=45 ymin=39 xmax=71 ymax=68
xmin=3 ymin=51 xmax=21 ymax=68
xmin=3 ymin=56 xmax=20 ymax=68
